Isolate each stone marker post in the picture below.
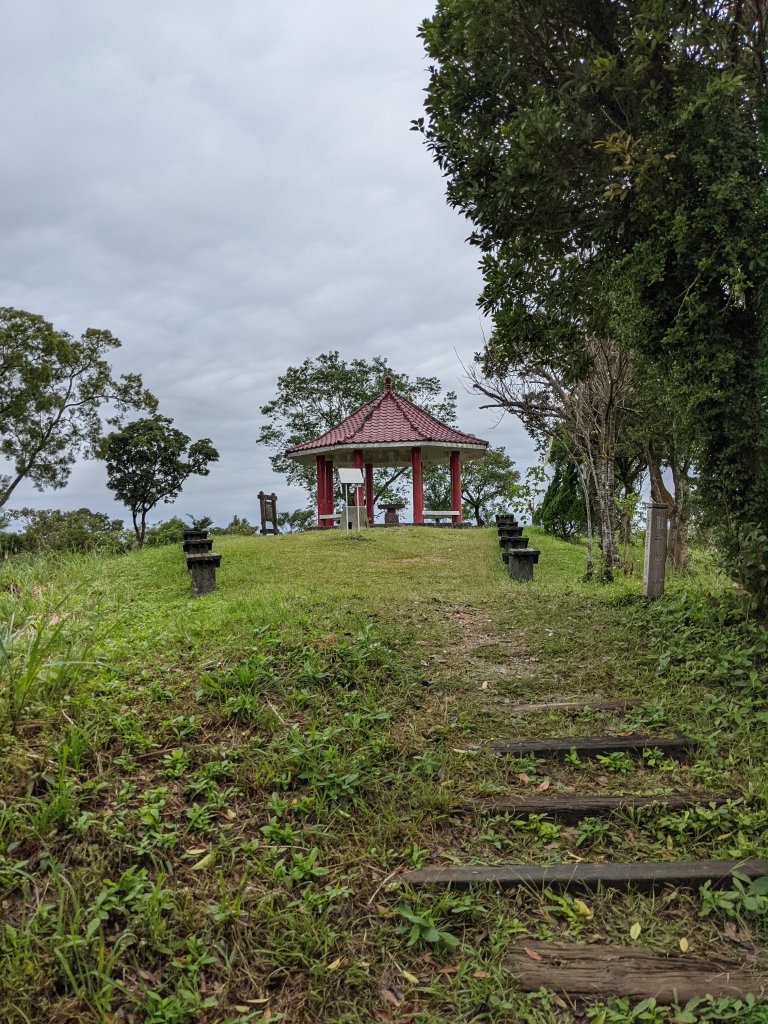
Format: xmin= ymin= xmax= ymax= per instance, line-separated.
xmin=643 ymin=502 xmax=668 ymax=599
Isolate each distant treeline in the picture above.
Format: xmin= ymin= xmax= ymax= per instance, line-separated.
xmin=0 ymin=509 xmax=310 ymax=557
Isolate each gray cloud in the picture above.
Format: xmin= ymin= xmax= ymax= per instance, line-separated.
xmin=0 ymin=0 xmax=535 ymax=525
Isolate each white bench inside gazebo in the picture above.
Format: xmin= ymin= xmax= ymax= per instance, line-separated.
xmin=423 ymin=510 xmax=462 ymax=525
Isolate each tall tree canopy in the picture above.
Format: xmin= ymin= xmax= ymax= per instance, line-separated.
xmin=258 ymin=351 xmax=457 ymax=501
xmin=416 ymin=1 xmax=768 ymax=559
xmin=99 ymin=416 xmax=219 ymax=546
xmin=0 ymin=307 xmax=157 ymax=509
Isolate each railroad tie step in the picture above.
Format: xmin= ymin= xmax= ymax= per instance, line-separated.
xmin=482 ymin=733 xmax=697 ymax=759
xmin=502 ymin=698 xmax=642 ymax=716
xmin=402 ymin=858 xmax=768 ymax=891
xmin=505 ymin=940 xmax=768 ymax=1001
xmin=458 ymin=792 xmax=733 ymax=824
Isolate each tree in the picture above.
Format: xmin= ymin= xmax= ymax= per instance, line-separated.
xmin=417 ymin=1 xmax=768 ymax=582
xmin=258 ymin=351 xmax=457 ymax=504
xmin=0 ymin=307 xmax=156 ymax=509
xmin=99 ymin=417 xmax=219 ymax=546
xmin=471 ymin=332 xmax=638 ymax=579
xmin=538 ymin=447 xmax=588 ymax=542
xmin=6 ymin=507 xmax=126 ymax=554
xmin=277 ymin=508 xmax=314 ymax=534
xmin=460 ymin=446 xmax=520 ymax=524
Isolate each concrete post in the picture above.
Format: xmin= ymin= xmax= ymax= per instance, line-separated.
xmin=643 ymin=502 xmax=668 ymax=599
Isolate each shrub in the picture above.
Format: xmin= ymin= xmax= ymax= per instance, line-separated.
xmin=143 ymin=516 xmax=187 ymax=548
xmin=4 ymin=508 xmax=127 ymax=555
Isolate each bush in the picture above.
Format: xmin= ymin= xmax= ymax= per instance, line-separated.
xmin=730 ymin=524 xmax=768 ymax=618
xmin=143 ymin=516 xmax=187 ymax=547
xmin=4 ymin=508 xmax=127 ymax=555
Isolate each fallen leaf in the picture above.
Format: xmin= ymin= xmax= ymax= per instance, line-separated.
xmin=629 ymin=922 xmax=642 ymax=940
xmin=234 ymin=1007 xmax=250 ymax=1014
xmin=481 ymin=681 xmax=489 ymax=690
xmin=190 ymin=851 xmax=215 ymax=871
xmin=438 ymin=965 xmax=460 ymax=974
xmin=517 ymin=773 xmax=530 ymax=784
xmin=327 ymin=957 xmax=343 ymax=972
xmin=225 ymin=808 xmax=237 ymax=820
xmin=552 ymin=994 xmax=568 ymax=1009
xmin=401 ymin=969 xmax=419 ymax=984
xmin=380 ymin=986 xmax=403 ymax=1007
xmin=679 ymin=938 xmax=689 ymax=953
xmin=473 ymin=970 xmax=491 ymax=978
xmin=524 ymin=947 xmax=543 ymax=961
xmin=536 ymin=779 xmax=551 ymax=792
xmin=573 ymin=898 xmax=593 ymax=919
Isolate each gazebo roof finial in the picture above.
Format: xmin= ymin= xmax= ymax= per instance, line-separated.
xmin=385 ymin=374 xmax=393 ymax=391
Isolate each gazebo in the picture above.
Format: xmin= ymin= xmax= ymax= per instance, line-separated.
xmin=285 ymin=376 xmax=489 ymax=527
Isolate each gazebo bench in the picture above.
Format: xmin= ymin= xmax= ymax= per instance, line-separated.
xmin=423 ymin=509 xmax=461 ymax=525
xmin=318 ymin=513 xmax=341 ymax=527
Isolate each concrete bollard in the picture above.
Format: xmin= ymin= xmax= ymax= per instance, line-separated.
xmin=507 ymin=548 xmax=540 ymax=581
xmin=183 ymin=528 xmax=209 ymax=542
xmin=643 ymin=503 xmax=668 ymax=599
xmin=182 ymin=538 xmax=214 ymax=556
xmin=186 ymin=553 xmax=222 ymax=596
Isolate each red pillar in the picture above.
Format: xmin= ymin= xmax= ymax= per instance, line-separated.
xmin=325 ymin=460 xmax=334 ymax=517
xmin=411 ymin=446 xmax=424 ymax=524
xmin=365 ymin=463 xmax=374 ymax=524
xmin=316 ymin=455 xmax=326 ymax=528
xmin=353 ymin=449 xmax=364 ymax=507
xmin=450 ymin=450 xmax=462 ymax=523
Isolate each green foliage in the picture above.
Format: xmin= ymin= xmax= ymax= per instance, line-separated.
xmin=538 ymin=453 xmax=587 ymax=540
xmin=258 ymin=351 xmax=457 ymax=503
xmin=587 ymin=994 xmax=767 ymax=1024
xmin=186 ymin=514 xmax=214 ymax=531
xmin=511 ymin=464 xmax=547 ymax=524
xmin=99 ymin=416 xmax=218 ymax=546
xmin=4 ymin=507 xmax=127 ymax=555
xmin=396 ymin=903 xmax=460 ymax=949
xmin=461 ymin=445 xmax=520 ymax=525
xmin=143 ymin=516 xmax=187 ymax=548
xmin=0 ymin=307 xmax=156 ymax=509
xmin=212 ymin=514 xmax=256 ymax=536
xmin=276 ymin=508 xmax=314 ymax=534
xmin=729 ymin=524 xmax=768 ymax=618
xmin=699 ymin=873 xmax=768 ymax=922
xmin=417 ymin=1 xmax=768 ymax=601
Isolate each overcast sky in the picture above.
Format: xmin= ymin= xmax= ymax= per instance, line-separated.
xmin=0 ymin=0 xmax=535 ymax=525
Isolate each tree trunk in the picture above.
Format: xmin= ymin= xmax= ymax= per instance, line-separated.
xmin=576 ymin=463 xmax=594 ymax=580
xmin=589 ymin=452 xmax=617 ymax=582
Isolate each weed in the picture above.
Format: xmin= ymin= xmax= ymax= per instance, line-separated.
xmin=596 ymin=751 xmax=636 ymax=774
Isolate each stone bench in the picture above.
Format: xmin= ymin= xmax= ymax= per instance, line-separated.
xmin=423 ymin=510 xmax=461 ymax=525
xmin=318 ymin=513 xmax=341 ymax=527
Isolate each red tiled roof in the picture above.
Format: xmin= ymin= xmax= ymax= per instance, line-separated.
xmin=286 ymin=378 xmax=488 ymax=455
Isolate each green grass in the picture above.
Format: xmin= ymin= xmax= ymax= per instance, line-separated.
xmin=0 ymin=527 xmax=766 ymax=1023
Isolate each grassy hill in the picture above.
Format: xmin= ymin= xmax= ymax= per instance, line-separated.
xmin=0 ymin=527 xmax=766 ymax=1023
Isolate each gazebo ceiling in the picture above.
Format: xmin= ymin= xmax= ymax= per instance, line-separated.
xmin=285 ymin=376 xmax=489 ymax=467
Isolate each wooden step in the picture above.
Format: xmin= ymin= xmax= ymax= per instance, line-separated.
xmin=460 ymin=792 xmax=732 ymax=823
xmin=403 ymin=858 xmax=768 ymax=891
xmin=503 ymin=699 xmax=642 ymax=716
xmin=505 ymin=940 xmax=768 ymax=1001
xmin=484 ymin=733 xmax=696 ymax=759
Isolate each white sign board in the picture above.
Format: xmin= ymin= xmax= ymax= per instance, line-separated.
xmin=336 ymin=467 xmax=364 ymax=485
